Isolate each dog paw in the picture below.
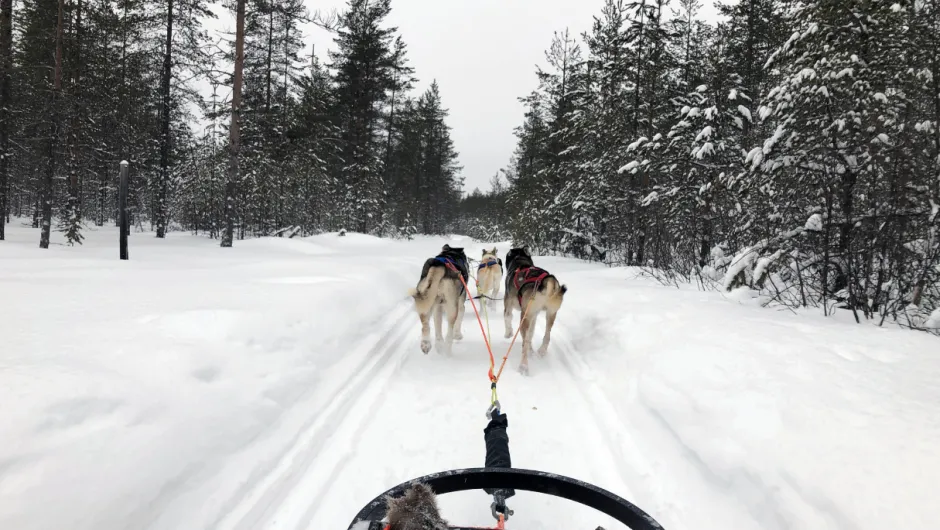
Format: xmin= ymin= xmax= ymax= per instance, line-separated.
xmin=518 ymin=363 xmax=529 ymax=376
xmin=537 ymin=345 xmax=548 ymax=357
xmin=504 ymin=329 xmax=513 ymax=339
xmin=454 ymin=331 xmax=464 ymax=340
xmin=421 ymin=339 xmax=431 ymax=354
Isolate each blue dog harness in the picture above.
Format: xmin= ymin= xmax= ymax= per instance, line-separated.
xmin=478 ymin=258 xmax=502 ymax=271
xmin=434 ymin=255 xmax=469 ymax=295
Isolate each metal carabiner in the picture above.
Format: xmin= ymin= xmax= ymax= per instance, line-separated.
xmin=490 ymin=495 xmax=513 ymax=521
xmin=486 ymin=399 xmax=501 ymax=420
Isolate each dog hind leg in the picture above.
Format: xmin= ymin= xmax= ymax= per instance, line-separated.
xmin=518 ymin=309 xmax=536 ymax=375
xmin=454 ymin=294 xmax=465 ymax=340
xmin=442 ymin=297 xmax=458 ymax=355
xmin=433 ymin=302 xmax=445 ymax=352
xmin=538 ymin=309 xmax=557 ymax=357
xmin=420 ymin=311 xmax=432 ymax=354
xmin=503 ymin=298 xmax=514 ymax=339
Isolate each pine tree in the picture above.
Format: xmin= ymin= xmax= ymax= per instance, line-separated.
xmin=748 ymin=0 xmax=909 ymax=307
xmin=155 ymin=0 xmax=215 ymax=238
xmin=290 ymin=51 xmax=339 ymax=233
xmin=222 ymin=0 xmax=246 ymax=248
xmin=619 ymin=0 xmax=673 ymax=263
xmin=506 ymin=91 xmax=550 ymax=246
xmin=904 ymin=0 xmax=940 ymax=315
xmin=576 ymin=0 xmax=633 ymax=261
xmin=329 ymin=0 xmax=402 ymax=233
xmin=0 ymin=0 xmax=10 ymax=240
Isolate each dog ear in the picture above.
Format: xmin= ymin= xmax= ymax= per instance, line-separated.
xmin=482 ymin=249 xmax=487 ymax=256
xmin=492 ymin=247 xmax=498 ymax=255
xmin=522 ymin=245 xmax=530 ymax=256
xmin=442 ymin=244 xmax=451 ymax=251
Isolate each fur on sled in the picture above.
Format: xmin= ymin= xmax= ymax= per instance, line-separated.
xmin=386 ymin=483 xmax=449 ymax=530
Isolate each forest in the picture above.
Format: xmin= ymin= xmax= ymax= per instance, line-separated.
xmin=467 ymin=0 xmax=939 ymax=331
xmin=1 ymin=0 xmax=938 ymax=331
xmin=0 ymin=0 xmax=463 ymax=246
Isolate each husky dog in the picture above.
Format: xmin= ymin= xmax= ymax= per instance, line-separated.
xmin=475 ymin=247 xmax=502 ymax=309
xmin=503 ymin=246 xmax=567 ymax=375
xmin=408 ymin=244 xmax=469 ymax=355
xmin=386 ymin=483 xmax=448 ymax=530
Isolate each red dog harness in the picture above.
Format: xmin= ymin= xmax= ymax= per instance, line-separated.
xmin=512 ymin=267 xmax=550 ymax=305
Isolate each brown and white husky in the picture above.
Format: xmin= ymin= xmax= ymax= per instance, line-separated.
xmin=408 ymin=245 xmax=469 ymax=355
xmin=503 ymin=246 xmax=567 ymax=375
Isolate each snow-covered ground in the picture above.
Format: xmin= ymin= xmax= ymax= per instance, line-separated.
xmin=2 ymin=220 xmax=938 ymax=530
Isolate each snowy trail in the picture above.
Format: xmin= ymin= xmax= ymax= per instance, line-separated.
xmin=215 ymin=302 xmax=415 ymax=530
xmin=295 ymin=303 xmax=655 ymax=530
xmin=3 ymin=223 xmax=939 ymax=530
xmin=550 ymin=331 xmax=783 ymax=530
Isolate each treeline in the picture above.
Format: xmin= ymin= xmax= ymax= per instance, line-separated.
xmin=500 ymin=0 xmax=940 ymax=330
xmin=0 ymin=0 xmax=462 ymax=245
xmin=454 ymin=172 xmax=510 ymax=243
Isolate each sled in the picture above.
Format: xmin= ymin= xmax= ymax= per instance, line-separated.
xmin=346 ymin=467 xmax=665 ymax=530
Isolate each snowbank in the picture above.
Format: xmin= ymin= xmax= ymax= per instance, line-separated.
xmin=0 ymin=222 xmax=413 ymax=530
xmin=548 ymin=262 xmax=940 ymax=530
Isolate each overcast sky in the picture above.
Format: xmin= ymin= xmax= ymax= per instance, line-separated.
xmin=210 ymin=0 xmax=720 ymax=194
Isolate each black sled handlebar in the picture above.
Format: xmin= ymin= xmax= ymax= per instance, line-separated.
xmin=345 ymin=467 xmax=664 ymax=530
xmin=346 ymin=410 xmax=664 ymax=530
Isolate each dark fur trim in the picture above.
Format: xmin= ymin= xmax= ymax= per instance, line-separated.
xmin=386 ymin=484 xmax=448 ymax=530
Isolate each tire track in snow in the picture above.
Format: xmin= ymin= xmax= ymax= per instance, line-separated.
xmin=214 ymin=304 xmax=416 ymax=530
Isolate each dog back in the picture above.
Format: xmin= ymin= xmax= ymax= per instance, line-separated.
xmin=504 ymin=247 xmax=566 ymax=303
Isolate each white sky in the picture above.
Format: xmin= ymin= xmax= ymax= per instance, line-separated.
xmin=208 ymin=0 xmax=720 ymax=194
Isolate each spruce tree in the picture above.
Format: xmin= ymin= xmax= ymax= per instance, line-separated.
xmin=0 ymin=0 xmax=10 ymax=240
xmin=329 ymin=0 xmax=401 ymax=233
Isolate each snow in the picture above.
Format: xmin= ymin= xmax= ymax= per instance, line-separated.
xmin=805 ymin=213 xmax=824 ymax=231
xmin=618 ymin=160 xmax=641 ymax=174
xmin=2 ymin=220 xmax=939 ymax=530
xmin=695 ymin=126 xmax=713 ymax=142
xmin=745 ymin=146 xmax=764 ymax=168
xmin=926 ymin=308 xmax=940 ymax=329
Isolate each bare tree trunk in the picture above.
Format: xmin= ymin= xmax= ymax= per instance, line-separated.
xmin=0 ymin=0 xmax=11 ymax=241
xmin=156 ymin=0 xmax=174 ymax=238
xmin=222 ymin=0 xmax=245 ymax=248
xmin=40 ymin=0 xmax=65 ymax=249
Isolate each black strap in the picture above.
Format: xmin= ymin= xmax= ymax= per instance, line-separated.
xmin=483 ymin=411 xmax=515 ymax=499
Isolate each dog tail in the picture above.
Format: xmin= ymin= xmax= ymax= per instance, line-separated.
xmin=545 ymin=277 xmax=568 ymax=305
xmin=410 ymin=265 xmax=445 ymax=302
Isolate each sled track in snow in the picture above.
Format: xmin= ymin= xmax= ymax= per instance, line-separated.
xmin=547 ymin=333 xmax=664 ymax=513
xmin=214 ymin=302 xmax=416 ymax=530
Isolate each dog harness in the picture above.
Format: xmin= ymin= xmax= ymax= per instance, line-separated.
xmin=434 ymin=255 xmax=469 ymax=295
xmin=512 ymin=267 xmax=550 ymax=305
xmin=478 ymin=258 xmax=502 ymax=270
